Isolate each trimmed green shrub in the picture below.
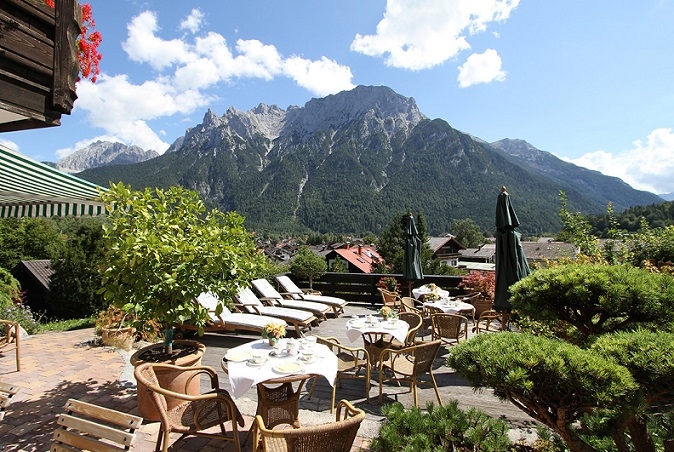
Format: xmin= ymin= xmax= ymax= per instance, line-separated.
xmin=370 ymin=400 xmax=511 ymax=452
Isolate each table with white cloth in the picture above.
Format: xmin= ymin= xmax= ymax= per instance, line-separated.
xmin=223 ymin=338 xmax=337 ymax=398
xmin=412 ymin=285 xmax=450 ymax=301
xmin=345 ymin=316 xmax=410 ymax=366
xmin=423 ymin=299 xmax=476 ymax=321
xmin=222 ymin=338 xmax=338 ymax=429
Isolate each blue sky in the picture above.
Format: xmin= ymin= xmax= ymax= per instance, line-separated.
xmin=2 ymin=0 xmax=674 ymax=195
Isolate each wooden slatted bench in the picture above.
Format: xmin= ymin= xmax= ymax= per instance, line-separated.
xmin=51 ymin=399 xmax=143 ymax=451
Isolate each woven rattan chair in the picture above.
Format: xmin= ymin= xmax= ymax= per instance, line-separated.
xmin=0 ymin=320 xmax=20 ymax=372
xmin=134 ymin=362 xmax=244 ymax=452
xmin=255 ymin=373 xmax=314 ymax=429
xmin=390 ymin=312 xmax=422 ymax=349
xmin=307 ymin=336 xmax=371 ymax=413
xmin=378 ymin=288 xmax=401 ymax=309
xmin=361 ymin=332 xmax=395 ymax=368
xmin=473 ymin=309 xmax=502 ymax=334
xmin=431 ymin=313 xmax=469 ymax=346
xmin=0 ymin=381 xmax=19 ymax=423
xmin=51 ymin=398 xmax=143 ymax=451
xmin=378 ymin=340 xmax=443 ymax=407
xmin=400 ymin=296 xmax=422 ymax=313
xmin=253 ymin=399 xmax=365 ymax=452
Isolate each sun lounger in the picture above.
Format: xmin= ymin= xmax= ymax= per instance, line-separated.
xmin=275 ymin=275 xmax=348 ymax=317
xmin=251 ymin=278 xmax=330 ymax=322
xmin=176 ymin=292 xmax=288 ymax=337
xmin=234 ymin=287 xmax=318 ymax=337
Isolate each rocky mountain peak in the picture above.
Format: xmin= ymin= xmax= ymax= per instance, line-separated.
xmin=57 ymin=141 xmax=159 ymax=172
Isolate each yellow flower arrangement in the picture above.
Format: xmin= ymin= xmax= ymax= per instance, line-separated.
xmin=262 ymin=323 xmax=286 ymax=339
xmin=378 ymin=306 xmax=398 ymax=319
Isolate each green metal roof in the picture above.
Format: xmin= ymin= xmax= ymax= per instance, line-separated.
xmin=0 ymin=144 xmax=106 ymax=218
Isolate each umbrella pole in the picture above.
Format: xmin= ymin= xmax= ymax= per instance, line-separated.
xmin=501 ymin=311 xmax=508 ymax=331
xmin=408 ymin=281 xmax=412 ymax=298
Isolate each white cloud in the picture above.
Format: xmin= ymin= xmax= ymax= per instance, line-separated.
xmin=284 ymin=56 xmax=355 ymax=97
xmin=0 ymin=139 xmax=19 ymax=152
xmin=122 ymin=11 xmax=195 ymax=71
xmin=567 ymin=128 xmax=674 ymax=194
xmin=457 ymin=48 xmax=506 ymax=87
xmin=351 ymin=0 xmax=519 ymax=70
xmin=180 ymin=9 xmax=204 ymax=34
xmin=72 ymin=10 xmax=355 ymax=155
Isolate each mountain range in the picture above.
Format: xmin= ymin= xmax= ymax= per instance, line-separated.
xmin=74 ymin=85 xmax=663 ymax=236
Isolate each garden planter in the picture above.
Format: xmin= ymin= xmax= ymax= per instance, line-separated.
xmin=471 ymin=296 xmax=494 ymax=318
xmin=101 ymin=326 xmax=136 ymax=350
xmin=130 ymin=339 xmax=206 ymax=421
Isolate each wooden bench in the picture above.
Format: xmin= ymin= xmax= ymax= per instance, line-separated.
xmin=51 ymin=399 xmax=143 ymax=451
xmin=0 ymin=381 xmax=20 ymax=423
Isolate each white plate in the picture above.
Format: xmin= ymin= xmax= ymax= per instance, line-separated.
xmin=348 ymin=321 xmax=366 ymax=328
xmin=383 ymin=321 xmax=400 ymax=330
xmin=298 ymin=355 xmax=321 ymax=364
xmin=273 ymin=362 xmax=305 ymax=374
xmin=224 ymin=350 xmax=251 ymax=362
xmin=247 ymin=358 xmax=268 ymax=367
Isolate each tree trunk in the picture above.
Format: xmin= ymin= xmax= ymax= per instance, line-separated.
xmin=556 ymin=420 xmax=597 ymax=452
xmin=627 ymin=416 xmax=655 ymax=452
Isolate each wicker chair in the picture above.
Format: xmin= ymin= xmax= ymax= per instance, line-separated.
xmin=0 ymin=320 xmax=20 ymax=372
xmin=361 ymin=332 xmax=395 ymax=368
xmin=134 ymin=363 xmax=244 ymax=452
xmin=253 ymin=399 xmax=365 ymax=452
xmin=430 ymin=313 xmax=469 ymax=346
xmin=0 ymin=381 xmax=19 ymax=423
xmin=473 ymin=309 xmax=502 ymax=334
xmin=51 ymin=398 xmax=143 ymax=451
xmin=378 ymin=340 xmax=443 ymax=407
xmin=390 ymin=312 xmax=422 ymax=348
xmin=255 ymin=373 xmax=314 ymax=429
xmin=307 ymin=336 xmax=371 ymax=413
xmin=378 ymin=288 xmax=401 ymax=309
xmin=465 ymin=293 xmax=493 ymax=319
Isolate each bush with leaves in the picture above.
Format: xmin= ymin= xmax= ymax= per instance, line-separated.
xmin=289 ymin=246 xmax=327 ymax=289
xmin=370 ymin=400 xmax=511 ymax=452
xmin=448 ymin=332 xmax=639 ymax=452
xmin=99 ymin=183 xmax=266 ymax=353
xmin=510 ymin=263 xmax=674 ymax=345
xmin=48 ymin=220 xmax=107 ymax=320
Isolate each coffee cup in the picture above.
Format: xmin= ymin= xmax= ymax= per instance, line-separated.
xmin=301 ymin=350 xmax=314 ymax=362
xmin=252 ymin=351 xmax=265 ymax=364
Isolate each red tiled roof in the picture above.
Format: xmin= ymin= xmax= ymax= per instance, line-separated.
xmin=334 ymin=245 xmax=381 ymax=273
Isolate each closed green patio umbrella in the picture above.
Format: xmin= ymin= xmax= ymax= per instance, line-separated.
xmin=494 ymin=187 xmax=530 ymax=329
xmin=403 ymin=213 xmax=424 ymax=297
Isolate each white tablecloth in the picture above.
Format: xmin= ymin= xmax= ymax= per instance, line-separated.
xmin=345 ymin=318 xmax=409 ymax=344
xmin=412 ymin=285 xmax=450 ymax=300
xmin=423 ymin=300 xmax=475 ymax=318
xmin=224 ymin=339 xmax=337 ymax=398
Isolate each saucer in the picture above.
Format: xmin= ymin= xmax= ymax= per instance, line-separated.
xmin=246 ymin=357 xmax=268 ymax=367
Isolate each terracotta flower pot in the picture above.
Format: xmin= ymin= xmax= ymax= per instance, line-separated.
xmin=101 ymin=326 xmax=136 ymax=350
xmin=130 ymin=339 xmax=206 ymax=421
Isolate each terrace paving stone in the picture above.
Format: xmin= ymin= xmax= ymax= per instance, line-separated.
xmin=0 ymin=304 xmax=539 ymax=451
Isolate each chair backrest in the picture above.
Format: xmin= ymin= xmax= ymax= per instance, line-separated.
xmin=51 ymin=398 xmax=143 ymax=452
xmin=398 ymin=312 xmax=422 ymax=345
xmin=235 ymin=287 xmax=264 ymax=313
xmin=432 ymin=313 xmax=467 ymax=341
xmin=0 ymin=320 xmax=20 ymax=371
xmin=379 ymin=288 xmax=400 ymax=308
xmin=410 ymin=340 xmax=442 ymax=376
xmin=251 ymin=278 xmax=283 ymax=300
xmin=196 ymin=292 xmax=232 ymax=321
xmin=254 ymin=399 xmax=365 ymax=452
xmin=0 ymin=381 xmax=20 ymax=423
xmin=476 ymin=310 xmax=502 ymax=333
xmin=400 ymin=296 xmax=419 ymax=313
xmin=276 ymin=275 xmax=303 ymax=295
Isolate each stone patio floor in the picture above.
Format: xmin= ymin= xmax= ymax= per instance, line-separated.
xmin=0 ymin=304 xmax=539 ymax=451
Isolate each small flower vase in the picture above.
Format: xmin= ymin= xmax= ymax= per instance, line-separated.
xmin=268 ymin=337 xmax=279 ymax=347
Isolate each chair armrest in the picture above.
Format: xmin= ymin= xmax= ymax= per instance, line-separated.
xmin=258 ymin=296 xmax=281 ymax=306
xmin=302 ymin=289 xmax=322 ymax=295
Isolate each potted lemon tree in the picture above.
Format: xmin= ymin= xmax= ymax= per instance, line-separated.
xmin=99 ymin=182 xmax=265 ymax=419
